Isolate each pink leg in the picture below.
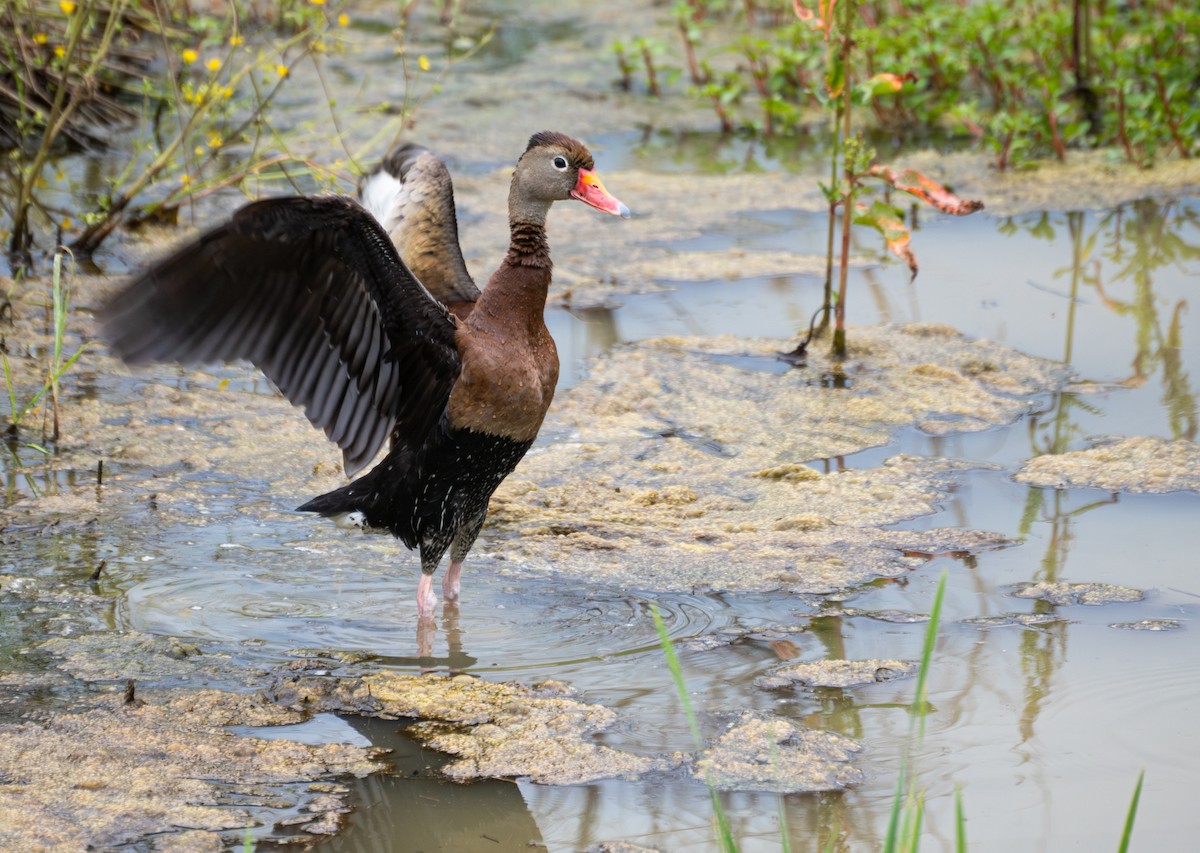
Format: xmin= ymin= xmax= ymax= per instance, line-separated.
xmin=442 ymin=560 xmax=462 ymax=602
xmin=416 ymin=573 xmax=437 ymax=621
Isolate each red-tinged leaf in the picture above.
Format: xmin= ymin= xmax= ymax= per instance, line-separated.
xmin=864 ymin=71 xmax=918 ymax=96
xmin=793 ymin=0 xmax=836 ymax=39
xmin=855 ymin=200 xmax=918 ymax=282
xmin=868 ymin=165 xmax=985 ymax=215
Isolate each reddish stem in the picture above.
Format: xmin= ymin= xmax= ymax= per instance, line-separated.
xmin=1153 ymin=72 xmax=1191 ymax=157
xmin=1045 ymin=90 xmax=1067 ymax=161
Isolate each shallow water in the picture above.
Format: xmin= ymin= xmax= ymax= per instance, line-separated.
xmin=8 ymin=194 xmax=1194 ymax=852
xmin=4 ymin=2 xmax=1200 ymax=849
xmin=346 ymin=200 xmax=1199 ymax=853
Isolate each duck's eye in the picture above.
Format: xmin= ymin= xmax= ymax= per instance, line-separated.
xmin=552 ymin=156 xmax=569 ymax=170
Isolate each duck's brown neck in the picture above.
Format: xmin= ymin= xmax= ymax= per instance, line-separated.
xmin=504 ymin=218 xmax=552 ymax=269
xmin=471 ymin=212 xmax=554 ymax=328
xmin=504 ymin=184 xmax=553 ymax=269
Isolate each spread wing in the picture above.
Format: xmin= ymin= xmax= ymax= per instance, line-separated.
xmin=101 ymin=194 xmax=460 ymax=477
xmin=358 ymin=143 xmax=481 ymax=309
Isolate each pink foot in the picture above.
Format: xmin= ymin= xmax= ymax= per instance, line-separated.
xmin=442 ymin=561 xmax=462 ymax=602
xmin=417 ymin=573 xmax=437 ymax=621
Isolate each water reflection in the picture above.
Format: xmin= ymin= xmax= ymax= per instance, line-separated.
xmin=599 ymin=125 xmax=972 ymax=176
xmin=1007 ymin=202 xmax=1196 ymax=433
xmin=315 ymin=717 xmax=545 ymax=853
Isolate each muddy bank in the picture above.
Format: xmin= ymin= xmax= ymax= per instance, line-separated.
xmin=0 ymin=637 xmax=384 ymax=851
xmin=1010 ymin=581 xmax=1145 ymax=607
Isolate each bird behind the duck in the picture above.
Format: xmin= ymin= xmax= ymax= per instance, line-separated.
xmin=102 ymin=131 xmax=629 ymax=636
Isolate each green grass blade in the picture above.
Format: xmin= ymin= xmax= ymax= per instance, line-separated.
xmin=905 ymin=793 xmax=924 ymax=850
xmin=955 ymin=785 xmax=966 ymax=853
xmin=649 ymin=603 xmax=703 ymax=749
xmin=778 ymin=796 xmax=792 ymax=853
xmin=910 ymin=569 xmax=948 ymax=735
xmin=3 ymin=353 xmax=19 ymax=428
xmin=649 ymin=603 xmax=737 ymax=853
xmin=1117 ymin=770 xmax=1144 ymax=853
xmin=882 ymin=765 xmax=905 ymax=853
xmin=48 ymin=347 xmax=86 ymax=386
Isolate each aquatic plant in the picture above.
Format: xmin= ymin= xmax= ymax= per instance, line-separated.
xmin=882 ymin=568 xmax=948 ymax=853
xmin=780 ymin=0 xmax=983 ymax=359
xmin=650 ymin=603 xmax=738 ymax=852
xmin=1 ymin=0 xmax=321 ymax=268
xmin=1117 ymin=770 xmax=1144 ymax=853
xmin=610 ymin=0 xmax=1200 ymax=169
xmin=2 ymin=249 xmax=85 ymax=445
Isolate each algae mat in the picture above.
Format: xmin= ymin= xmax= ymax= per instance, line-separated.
xmin=481 ymin=325 xmax=1072 ymax=593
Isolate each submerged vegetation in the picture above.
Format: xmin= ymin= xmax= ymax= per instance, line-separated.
xmin=614 ymin=0 xmax=1199 ymax=169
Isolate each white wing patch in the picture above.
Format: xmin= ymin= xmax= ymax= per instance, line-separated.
xmin=359 ymin=170 xmax=405 ymax=231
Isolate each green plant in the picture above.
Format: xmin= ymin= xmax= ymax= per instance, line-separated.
xmin=3 ymin=249 xmax=85 ymax=445
xmin=649 ymin=603 xmax=738 ymax=853
xmin=613 ymin=1 xmax=1200 ymax=167
xmin=881 ymin=568 xmax=947 ymax=853
xmin=779 ymin=1 xmax=983 ymax=360
xmin=1 ymin=0 xmax=323 ymax=267
xmin=1117 ymin=771 xmax=1144 ymax=853
xmin=1 ymin=0 xmax=480 ymax=271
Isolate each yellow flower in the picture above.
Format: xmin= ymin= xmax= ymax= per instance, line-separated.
xmin=61 ymin=217 xmax=73 ymax=230
xmin=337 ymin=13 xmax=349 ymax=26
xmin=309 ymin=0 xmax=326 ymax=5
xmin=194 ymin=146 xmax=205 ymax=156
xmin=230 ymin=34 xmax=244 ymax=46
xmin=275 ymin=64 xmax=289 ymax=78
xmin=312 ymin=40 xmax=326 ymax=53
xmin=221 ymin=86 xmax=234 ymax=99
xmin=54 ymin=46 xmax=65 ymax=58
xmin=182 ymin=48 xmax=198 ymax=64
xmin=207 ymin=132 xmax=223 ymax=149
xmin=59 ymin=1 xmax=75 ymax=14
xmin=206 ymin=57 xmax=221 ymax=72
xmin=418 ymin=55 xmax=430 ymax=72
xmin=181 ymin=174 xmax=192 ymax=186
xmin=33 ymin=33 xmax=48 ymax=44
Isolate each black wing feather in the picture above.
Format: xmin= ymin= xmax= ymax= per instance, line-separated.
xmin=101 ymin=194 xmax=460 ymax=476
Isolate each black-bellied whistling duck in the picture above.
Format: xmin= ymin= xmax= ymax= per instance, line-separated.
xmin=102 ymin=131 xmax=629 ymax=623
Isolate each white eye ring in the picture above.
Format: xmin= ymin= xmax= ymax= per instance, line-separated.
xmin=552 ymin=156 xmax=569 ymax=171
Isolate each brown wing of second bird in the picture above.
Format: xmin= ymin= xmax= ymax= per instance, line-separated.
xmin=358 ymin=143 xmax=481 ymax=319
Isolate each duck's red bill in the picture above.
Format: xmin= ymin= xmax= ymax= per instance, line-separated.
xmin=571 ymin=169 xmax=631 ymax=218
